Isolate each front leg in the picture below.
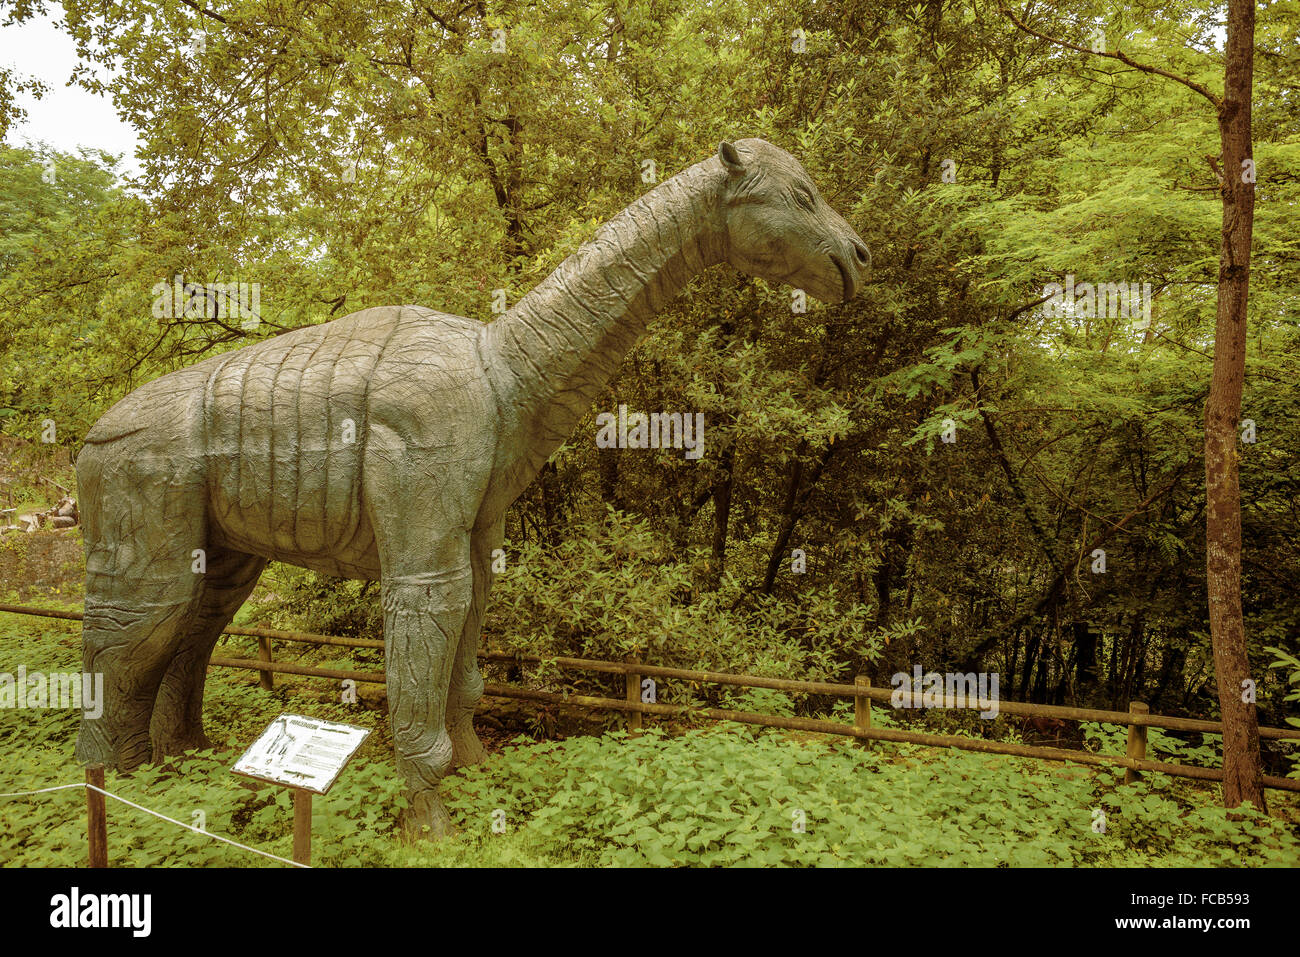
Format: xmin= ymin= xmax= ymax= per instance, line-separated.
xmin=361 ymin=399 xmax=493 ymax=839
xmin=382 ymin=564 xmax=472 ymax=840
xmin=447 ymin=517 xmax=504 ymax=768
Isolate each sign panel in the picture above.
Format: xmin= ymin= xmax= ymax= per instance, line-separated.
xmin=232 ymin=714 xmax=370 ymax=794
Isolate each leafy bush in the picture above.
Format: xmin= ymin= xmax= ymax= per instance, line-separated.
xmin=3 ymin=601 xmax=1295 ymax=869
xmin=1082 ymin=721 xmax=1222 ymax=767
xmin=488 ymin=509 xmax=880 ymax=700
xmin=1266 ymin=646 xmax=1300 ymax=779
xmin=257 ymin=508 xmax=884 ymax=715
xmin=442 ymin=726 xmax=1300 ymax=867
xmin=250 ymin=565 xmax=383 ymax=642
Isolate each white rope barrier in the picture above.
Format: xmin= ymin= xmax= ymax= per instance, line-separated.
xmin=0 ymin=780 xmax=310 ymax=868
xmin=0 ymin=783 xmax=87 ymax=798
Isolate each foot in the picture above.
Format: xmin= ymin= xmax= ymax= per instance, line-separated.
xmin=448 ymin=715 xmax=487 ymax=768
xmin=150 ymin=729 xmax=213 ymax=762
xmin=400 ymin=789 xmax=458 ymax=841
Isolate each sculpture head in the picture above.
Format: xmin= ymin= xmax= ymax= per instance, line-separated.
xmin=715 ymin=138 xmax=870 ymax=303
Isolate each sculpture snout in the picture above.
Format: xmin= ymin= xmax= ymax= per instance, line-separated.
xmin=831 ymin=215 xmax=871 ymax=303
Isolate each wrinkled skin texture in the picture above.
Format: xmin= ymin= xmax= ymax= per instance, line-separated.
xmin=75 ymin=138 xmax=869 ymax=839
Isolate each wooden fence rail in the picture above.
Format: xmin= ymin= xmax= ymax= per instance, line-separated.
xmin=4 ymin=602 xmax=1299 ymax=793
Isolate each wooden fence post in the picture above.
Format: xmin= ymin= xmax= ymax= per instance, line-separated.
xmin=257 ymin=637 xmax=275 ymax=690
xmin=854 ymin=675 xmax=872 ymax=747
xmin=85 ymin=763 xmax=107 ymax=868
xmin=1124 ymin=701 xmax=1149 ymax=784
xmin=292 ymin=789 xmax=312 ymax=866
xmin=625 ymin=655 xmax=642 ymax=736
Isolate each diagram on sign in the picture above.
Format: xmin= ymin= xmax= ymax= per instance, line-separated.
xmin=232 ymin=714 xmax=371 ymax=794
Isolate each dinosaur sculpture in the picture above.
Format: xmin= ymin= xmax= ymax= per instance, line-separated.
xmin=74 ymin=138 xmax=870 ymax=837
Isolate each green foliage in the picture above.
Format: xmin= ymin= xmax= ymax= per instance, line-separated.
xmin=0 ymin=146 xmax=148 ymax=446
xmin=442 ymin=726 xmax=1300 ymax=867
xmin=1266 ymin=647 xmax=1300 ymax=778
xmin=487 ymin=509 xmax=882 ymax=705
xmin=1 ymin=608 xmax=1295 ymax=868
xmin=252 ymin=565 xmax=383 ymax=642
xmin=1082 ymin=721 xmax=1223 ymax=768
xmin=0 ymin=608 xmax=401 ymax=866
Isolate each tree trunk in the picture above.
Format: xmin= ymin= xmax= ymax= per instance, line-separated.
xmin=1116 ymin=609 xmax=1145 ymax=711
xmin=707 ymin=443 xmax=735 ymax=589
xmin=760 ymin=442 xmax=836 ymax=595
xmin=1205 ymin=0 xmax=1265 ymax=812
xmin=1152 ymin=635 xmax=1188 ymax=713
xmin=1001 ymin=0 xmax=1266 ymax=816
xmin=874 ymin=522 xmax=914 ymax=629
xmin=1018 ymin=624 xmax=1042 ymax=700
xmin=1073 ymin=620 xmax=1098 ymax=699
xmin=538 ymin=460 xmax=563 ymax=547
xmin=599 ymin=442 xmax=622 ymax=511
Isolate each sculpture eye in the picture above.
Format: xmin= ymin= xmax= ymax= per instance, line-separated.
xmin=793 ymin=185 xmax=816 ymax=211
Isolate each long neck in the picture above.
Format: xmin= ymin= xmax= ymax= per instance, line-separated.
xmin=480 ymin=158 xmax=727 ymax=500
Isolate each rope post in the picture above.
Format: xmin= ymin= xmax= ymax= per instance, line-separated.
xmin=625 ymin=655 xmax=642 ymax=736
xmin=854 ymin=675 xmax=872 ymax=748
xmin=292 ymin=789 xmax=312 ymax=866
xmin=257 ymin=637 xmax=275 ymax=691
xmin=1124 ymin=701 xmax=1149 ymax=785
xmin=85 ymin=764 xmax=107 ymax=868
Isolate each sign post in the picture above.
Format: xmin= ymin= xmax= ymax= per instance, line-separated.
xmin=292 ymin=790 xmax=312 ymax=866
xmin=232 ymin=714 xmax=371 ymax=867
xmin=85 ymin=763 xmax=107 ymax=868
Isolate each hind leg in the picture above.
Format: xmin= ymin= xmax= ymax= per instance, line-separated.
xmin=78 ymin=593 xmax=200 ymax=771
xmin=375 ymin=536 xmax=473 ymax=840
xmin=151 ymin=548 xmax=267 ymax=760
xmin=75 ymin=461 xmax=208 ymax=772
xmin=446 ymin=517 xmax=503 ymax=769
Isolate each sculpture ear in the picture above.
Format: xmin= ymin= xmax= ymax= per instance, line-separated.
xmin=718 ymin=140 xmax=745 ymax=175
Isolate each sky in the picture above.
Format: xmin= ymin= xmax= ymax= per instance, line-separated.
xmin=0 ymin=10 xmax=142 ymax=177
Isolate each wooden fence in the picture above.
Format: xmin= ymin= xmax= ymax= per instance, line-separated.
xmin=4 ymin=601 xmax=1299 ymax=793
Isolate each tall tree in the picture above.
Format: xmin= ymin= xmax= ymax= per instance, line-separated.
xmin=1002 ymin=0 xmax=1266 ymax=810
xmin=1206 ymin=0 xmax=1261 ymax=813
